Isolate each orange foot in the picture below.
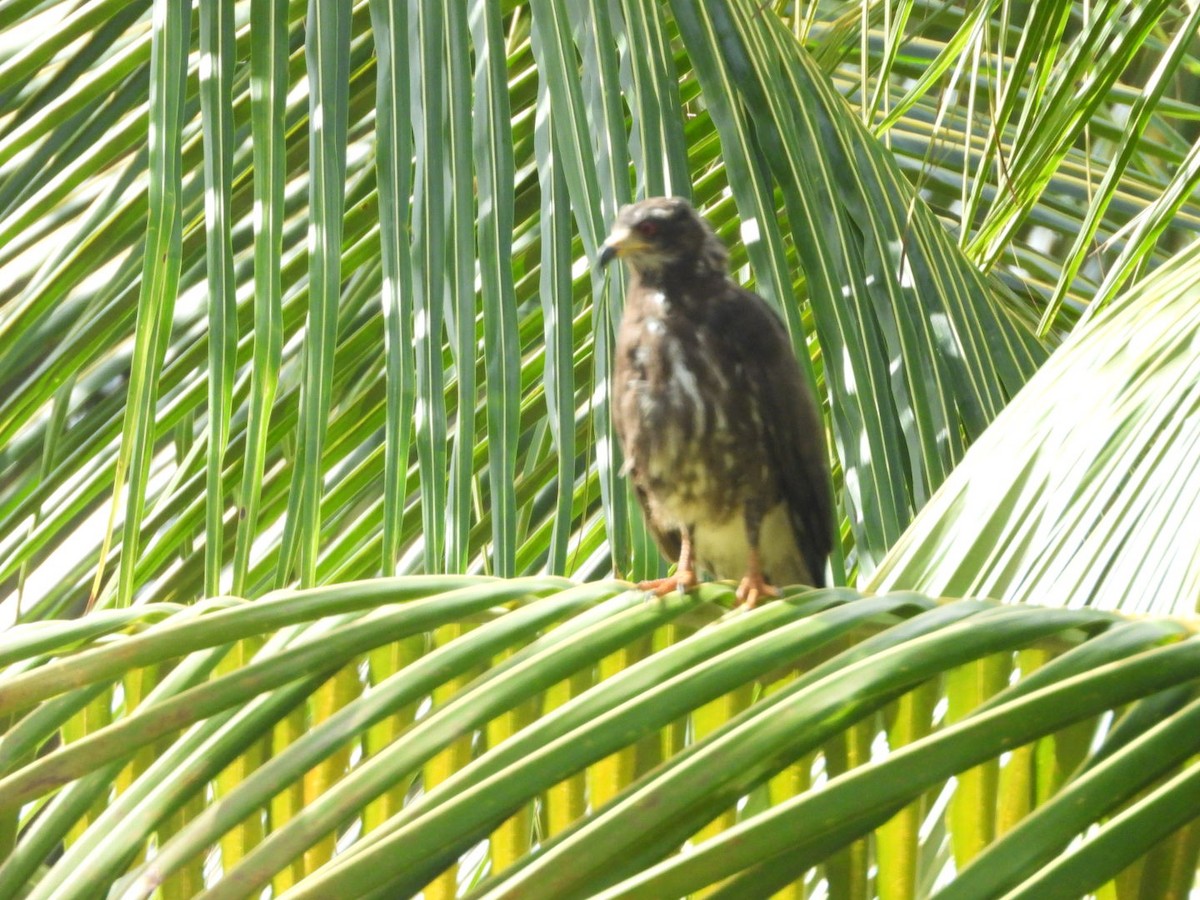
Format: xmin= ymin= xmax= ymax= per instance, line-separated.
xmin=638 ymin=567 xmax=699 ymax=597
xmin=735 ymin=571 xmax=779 ymax=609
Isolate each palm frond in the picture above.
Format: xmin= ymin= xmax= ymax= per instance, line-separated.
xmin=3 ymin=0 xmax=1200 ymax=896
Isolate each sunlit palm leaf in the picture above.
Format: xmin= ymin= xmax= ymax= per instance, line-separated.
xmin=872 ymin=240 xmax=1200 ymax=614
xmin=3 ymin=0 xmax=1200 ymax=897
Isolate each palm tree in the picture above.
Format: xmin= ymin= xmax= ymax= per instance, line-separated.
xmin=2 ymin=0 xmax=1199 ymax=897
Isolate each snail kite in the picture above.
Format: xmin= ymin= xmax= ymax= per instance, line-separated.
xmin=599 ymin=197 xmax=833 ymax=607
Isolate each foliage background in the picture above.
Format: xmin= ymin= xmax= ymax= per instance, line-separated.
xmin=2 ymin=0 xmax=1200 ymax=897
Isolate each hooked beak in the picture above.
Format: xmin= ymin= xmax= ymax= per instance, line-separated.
xmin=597 ymin=223 xmax=646 ymax=270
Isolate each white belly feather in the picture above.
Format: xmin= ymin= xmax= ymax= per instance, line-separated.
xmin=660 ymin=497 xmax=812 ymax=587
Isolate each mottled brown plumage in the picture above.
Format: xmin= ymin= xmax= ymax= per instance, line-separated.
xmin=599 ymin=197 xmax=833 ymax=606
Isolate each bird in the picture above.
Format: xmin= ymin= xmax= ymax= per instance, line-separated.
xmin=599 ymin=196 xmax=834 ymax=607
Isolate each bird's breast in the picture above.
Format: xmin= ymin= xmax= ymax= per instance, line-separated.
xmin=615 ymin=308 xmax=746 ymax=521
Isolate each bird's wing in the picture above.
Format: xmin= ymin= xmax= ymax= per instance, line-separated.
xmin=717 ymin=285 xmax=834 ymax=585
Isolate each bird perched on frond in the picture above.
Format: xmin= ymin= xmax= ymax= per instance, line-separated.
xmin=599 ymin=197 xmax=833 ymax=607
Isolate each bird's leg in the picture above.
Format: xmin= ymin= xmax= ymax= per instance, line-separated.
xmin=638 ymin=526 xmax=699 ymax=596
xmin=736 ymin=511 xmax=779 ymax=609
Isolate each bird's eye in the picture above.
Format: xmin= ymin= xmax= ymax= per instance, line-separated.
xmin=635 ymin=220 xmax=659 ymax=238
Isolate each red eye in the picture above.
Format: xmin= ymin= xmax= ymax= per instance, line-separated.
xmin=635 ymin=220 xmax=659 ymax=237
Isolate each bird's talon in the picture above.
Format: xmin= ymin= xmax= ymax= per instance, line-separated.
xmin=735 ymin=574 xmax=779 ymax=610
xmin=638 ymin=570 xmax=697 ymax=598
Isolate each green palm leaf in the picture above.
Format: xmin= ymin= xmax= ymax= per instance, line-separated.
xmin=2 ymin=0 xmax=1200 ymax=897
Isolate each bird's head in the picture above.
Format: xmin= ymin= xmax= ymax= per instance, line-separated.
xmin=599 ymin=197 xmax=728 ymax=280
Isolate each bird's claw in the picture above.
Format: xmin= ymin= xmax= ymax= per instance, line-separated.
xmin=735 ymin=573 xmax=779 ymax=609
xmin=637 ymin=569 xmax=698 ymax=598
